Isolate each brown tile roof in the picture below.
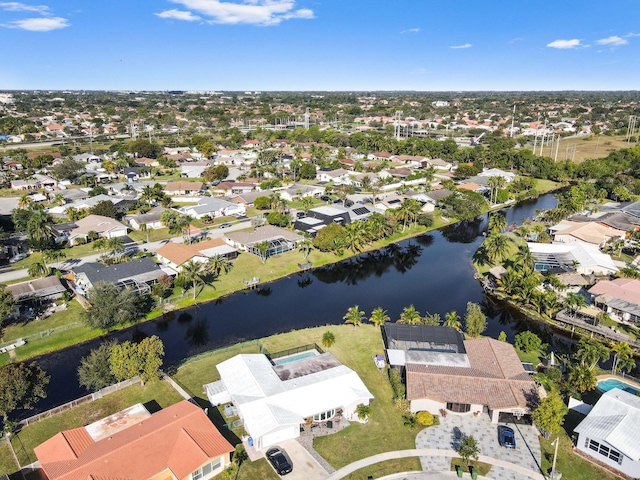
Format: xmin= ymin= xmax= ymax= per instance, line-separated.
xmin=406 ymin=338 xmax=536 ymax=410
xmin=156 ymin=238 xmax=227 ymax=266
xmin=165 ymin=181 xmax=204 ymax=192
xmin=35 ymin=400 xmax=233 ymax=480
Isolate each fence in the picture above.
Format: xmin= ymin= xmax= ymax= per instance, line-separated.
xmin=599 ymin=369 xmax=640 ymax=385
xmin=223 ymin=418 xmax=244 ymax=430
xmin=0 ymin=322 xmax=83 ymax=351
xmin=267 ymin=343 xmax=325 ymax=361
xmin=18 ymin=377 xmax=142 ymax=428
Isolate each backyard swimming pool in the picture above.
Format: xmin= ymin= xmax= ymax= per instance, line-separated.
xmin=273 ymin=350 xmax=318 ymax=365
xmin=597 ymin=377 xmax=640 ymax=396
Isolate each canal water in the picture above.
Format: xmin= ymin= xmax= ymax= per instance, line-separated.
xmin=28 ymin=193 xmax=559 ymax=418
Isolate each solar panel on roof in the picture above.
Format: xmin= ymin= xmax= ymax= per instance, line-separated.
xmin=352 ymin=207 xmax=369 ymax=216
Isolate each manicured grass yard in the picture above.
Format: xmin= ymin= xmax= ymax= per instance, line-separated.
xmin=0 ymin=443 xmax=18 ymax=477
xmin=261 ymin=324 xmax=421 ymax=476
xmin=7 ymin=380 xmax=183 ymax=468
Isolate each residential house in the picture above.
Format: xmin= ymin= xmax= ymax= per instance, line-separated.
xmin=574 ymin=388 xmax=640 ymax=478
xmin=128 ymin=206 xmax=170 ymax=230
xmin=421 ymin=158 xmax=452 ymax=171
xmin=477 ymin=168 xmax=517 ymax=183
xmin=278 ymin=184 xmax=323 ymax=202
xmin=550 ymin=220 xmax=626 ymax=247
xmin=179 ymin=197 xmax=246 ymax=220
xmin=54 ymin=215 xmax=128 ymax=245
xmin=527 ymin=242 xmax=618 ymax=276
xmin=156 ymin=238 xmax=237 ymax=272
xmin=588 ymin=278 xmax=640 ymax=324
xmin=225 ymin=225 xmax=303 ymax=259
xmin=10 ymin=179 xmax=39 ymax=190
xmin=383 ymin=324 xmax=538 ymax=423
xmin=47 ymin=194 xmax=132 ymax=216
xmin=230 ymin=189 xmax=274 ymax=207
xmin=210 ymin=182 xmax=255 ymax=196
xmin=205 ymin=352 xmax=374 ymax=451
xmin=73 ymin=153 xmax=101 ymax=163
xmin=294 ymin=204 xmax=383 ymax=235
xmin=164 ymin=181 xmax=204 ymax=196
xmin=71 ymin=258 xmax=168 ymax=295
xmin=34 ymin=400 xmax=234 ymax=480
xmin=316 ymin=168 xmax=352 ymax=185
xmin=181 ymin=161 xmax=212 ymax=178
xmin=368 ymin=152 xmax=396 ymax=161
xmin=7 ymin=276 xmax=67 ymax=312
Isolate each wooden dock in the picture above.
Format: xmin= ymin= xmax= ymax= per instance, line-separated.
xmin=243 ymin=277 xmax=260 ymax=289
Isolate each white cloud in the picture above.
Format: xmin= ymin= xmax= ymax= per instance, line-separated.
xmin=400 ymin=28 xmax=419 ymax=34
xmin=450 ymin=43 xmax=471 ymax=49
xmin=4 ymin=16 xmax=69 ymax=31
xmin=155 ymin=9 xmax=201 ymax=21
xmin=508 ymin=37 xmax=524 ymax=44
xmin=546 ymin=39 xmax=582 ymax=49
xmin=166 ymin=0 xmax=314 ymax=26
xmin=596 ymin=35 xmax=627 ymax=46
xmin=0 ymin=2 xmax=49 ymax=13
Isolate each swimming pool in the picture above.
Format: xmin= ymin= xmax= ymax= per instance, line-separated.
xmin=273 ymin=350 xmax=318 ymax=365
xmin=597 ymin=378 xmax=640 ymax=396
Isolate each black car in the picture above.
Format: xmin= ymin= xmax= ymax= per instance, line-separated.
xmin=320 ymin=195 xmax=332 ymax=202
xmin=497 ymin=425 xmax=516 ymax=449
xmin=266 ymin=447 xmax=293 ymax=475
xmin=296 ymin=211 xmax=306 ymax=219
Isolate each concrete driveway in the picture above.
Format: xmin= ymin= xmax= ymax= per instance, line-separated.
xmin=415 ymin=415 xmax=542 ymax=480
xmin=273 ymin=439 xmax=329 ymax=480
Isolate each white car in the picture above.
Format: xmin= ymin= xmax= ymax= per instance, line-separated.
xmin=9 ymin=253 xmax=28 ymax=263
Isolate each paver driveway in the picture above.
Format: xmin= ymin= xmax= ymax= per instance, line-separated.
xmin=415 ymin=415 xmax=543 ymax=480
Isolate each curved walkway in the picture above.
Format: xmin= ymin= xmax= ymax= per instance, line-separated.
xmin=326 ymin=449 xmax=545 ymax=480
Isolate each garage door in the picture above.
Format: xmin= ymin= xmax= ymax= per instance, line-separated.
xmin=261 ymin=425 xmax=298 ymax=449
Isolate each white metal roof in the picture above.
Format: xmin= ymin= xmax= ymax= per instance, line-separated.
xmin=216 ymin=354 xmax=373 ymax=439
xmin=575 ymin=388 xmax=640 ymax=460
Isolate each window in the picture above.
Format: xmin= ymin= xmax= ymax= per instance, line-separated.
xmin=446 ymin=403 xmax=471 ymax=413
xmin=313 ymin=409 xmax=335 ymax=421
xmin=584 ymin=438 xmax=622 ymax=465
xmin=192 ymin=458 xmax=222 ymax=480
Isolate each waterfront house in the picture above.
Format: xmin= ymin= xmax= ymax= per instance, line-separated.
xmin=527 ymin=242 xmax=618 ymax=276
xmin=205 ymin=352 xmax=374 ymax=451
xmin=224 ymin=225 xmax=303 ymax=259
xmin=34 ymin=400 xmax=234 ymax=480
xmin=71 ymin=258 xmax=168 ymax=295
xmin=156 ymin=238 xmax=237 ymax=272
xmin=574 ymin=388 xmax=640 ymax=478
xmin=383 ymin=324 xmax=538 ymax=423
xmin=550 ymin=220 xmax=626 ymax=247
xmin=588 ymin=278 xmax=640 ymax=324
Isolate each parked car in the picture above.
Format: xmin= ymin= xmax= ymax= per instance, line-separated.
xmin=266 ymin=447 xmax=293 ymax=476
xmin=320 ymin=195 xmax=332 ymax=202
xmin=296 ymin=211 xmax=306 ymax=219
xmin=219 ymin=222 xmax=232 ymax=229
xmin=9 ymin=253 xmax=28 ymax=263
xmin=344 ymin=199 xmax=354 ymax=207
xmin=497 ymin=425 xmax=516 ymax=449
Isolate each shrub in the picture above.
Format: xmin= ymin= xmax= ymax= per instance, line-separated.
xmin=417 ymin=213 xmax=434 ymax=227
xmin=393 ymin=397 xmax=410 ymax=411
xmin=389 ymin=368 xmax=405 ymax=399
xmin=515 ymin=331 xmax=542 ymax=353
xmin=416 ymin=411 xmax=434 ymax=426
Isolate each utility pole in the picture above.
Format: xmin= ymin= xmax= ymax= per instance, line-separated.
xmin=550 ymin=437 xmax=561 ymax=479
xmin=510 ymin=105 xmax=516 ymax=137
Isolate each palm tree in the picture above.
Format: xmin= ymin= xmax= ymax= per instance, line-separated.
xmin=322 ymin=331 xmax=336 ymax=349
xmin=298 ymin=239 xmax=313 ymax=260
xmin=139 ymin=223 xmax=149 ymax=243
xmin=398 ymin=305 xmax=422 ymax=325
xmin=255 ymin=241 xmax=270 ymax=264
xmin=26 ymin=207 xmax=53 ymax=250
xmin=488 ymin=212 xmax=507 ymax=233
xmin=343 ymin=222 xmax=365 ymax=253
xmin=443 ymin=311 xmax=462 ymax=331
xmin=52 ymin=193 xmax=65 ymax=206
xmin=43 ymin=249 xmax=66 ymax=270
xmin=343 ymin=305 xmax=365 ymax=331
xmin=180 ymin=260 xmax=206 ymax=300
xmin=18 ymin=193 xmax=33 ymax=208
xmin=140 ymin=185 xmax=156 ymax=207
xmin=568 ymin=364 xmax=597 ymax=393
xmin=206 ymin=255 xmax=232 ymax=278
xmin=611 ymin=342 xmax=634 ymax=374
xmin=575 ymin=338 xmax=610 ymax=370
xmin=565 ymin=292 xmax=586 ymax=317
xmin=395 ymin=199 xmax=421 ymax=231
xmin=301 ymin=197 xmax=314 ymax=213
xmin=107 ymin=236 xmax=125 ymax=261
xmin=483 ymin=232 xmax=509 ymax=263
xmin=369 ymin=307 xmax=390 ymax=329
xmin=92 ymin=237 xmax=108 ymax=253
xmin=28 ymin=259 xmax=49 ymax=278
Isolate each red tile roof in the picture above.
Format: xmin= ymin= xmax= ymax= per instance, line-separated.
xmin=35 ymin=400 xmax=234 ymax=480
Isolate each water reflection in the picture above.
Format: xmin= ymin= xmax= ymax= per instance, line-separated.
xmin=441 ymin=217 xmax=487 ymax=244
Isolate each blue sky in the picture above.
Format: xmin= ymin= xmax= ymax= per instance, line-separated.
xmin=1 ymin=0 xmax=639 ymax=91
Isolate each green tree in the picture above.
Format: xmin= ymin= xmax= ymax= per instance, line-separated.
xmin=343 ymin=305 xmax=365 ymax=331
xmin=52 ymin=158 xmax=85 ymax=180
xmin=611 ymin=342 xmax=635 ymax=375
xmin=128 ymin=139 xmax=162 ymax=158
xmin=443 ymin=311 xmax=461 ymax=331
xmin=77 ymin=342 xmax=117 ymax=392
xmin=255 ymin=241 xmax=270 ymax=264
xmin=355 ymin=403 xmax=371 ymax=421
xmin=458 ymin=434 xmax=480 ymax=466
xmin=91 ymin=200 xmax=118 ymax=218
xmin=515 ymin=331 xmax=542 ymax=353
xmin=301 ymin=196 xmax=315 ymax=213
xmin=488 ymin=212 xmax=507 ymax=233
xmin=203 ymin=164 xmax=229 ymax=182
xmin=109 ymin=336 xmax=165 ymax=384
xmin=83 ymin=282 xmax=141 ymax=329
xmin=253 ymin=196 xmax=271 ymax=210
xmin=498 ymin=331 xmax=508 ymax=342
xmin=180 ymin=260 xmax=207 ymax=299
xmin=313 ymin=222 xmax=345 ymax=253
xmin=298 ymin=239 xmax=313 ymax=260
xmin=532 ymin=391 xmax=568 ymax=439
xmin=107 ymin=236 xmax=125 ymax=260
xmin=464 ymin=302 xmax=487 ymax=338
xmin=399 ymin=305 xmax=422 ymax=325
xmin=568 ymin=364 xmax=597 ymax=393
xmin=322 ymin=331 xmax=336 ymax=349
xmin=575 ymin=338 xmax=610 ymax=370
xmin=0 ymin=361 xmax=50 ymax=421
xmin=369 ymin=307 xmax=390 ymax=329
xmin=205 ymin=255 xmax=232 ymax=278
xmin=28 ymin=259 xmax=50 ymax=278
xmin=483 ymin=232 xmax=509 ymax=263
xmin=0 ymin=286 xmax=16 ymax=325
xmin=343 ymin=222 xmax=366 ymax=253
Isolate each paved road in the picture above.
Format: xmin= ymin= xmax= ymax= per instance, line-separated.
xmin=0 ymin=218 xmax=253 ymax=284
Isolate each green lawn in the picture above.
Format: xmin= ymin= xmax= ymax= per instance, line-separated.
xmin=1 ymin=299 xmax=84 ymax=343
xmin=474 ymin=231 xmax=526 ymax=275
xmin=8 ymin=380 xmax=183 ymax=468
xmin=451 ymin=459 xmax=492 ymax=476
xmin=0 ymin=443 xmax=18 ymax=477
xmin=515 ymin=347 xmax=542 ymax=366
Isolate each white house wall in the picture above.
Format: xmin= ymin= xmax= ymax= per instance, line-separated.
xmin=259 ymin=425 xmax=299 ymax=450
xmin=576 ymin=433 xmax=640 ymax=478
